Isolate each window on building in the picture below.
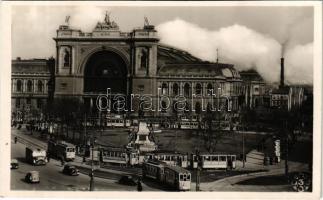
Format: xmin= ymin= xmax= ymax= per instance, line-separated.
xmin=161 ymin=101 xmax=167 ymax=113
xmin=16 ymin=80 xmax=22 ymax=92
xmin=37 ymin=99 xmax=42 ymax=109
xmin=27 ymin=80 xmax=33 ymax=92
xmin=184 ymin=83 xmax=190 ymax=97
xmin=173 ymin=83 xmax=179 ymax=96
xmin=207 ymin=83 xmax=213 ymax=95
xmin=161 ymin=83 xmax=168 ymax=95
xmin=37 ymin=80 xmax=43 ymax=93
xmin=140 ymin=49 xmax=148 ymax=69
xmin=16 ymin=98 xmax=20 ymax=108
xmin=195 ymin=83 xmax=202 ymax=95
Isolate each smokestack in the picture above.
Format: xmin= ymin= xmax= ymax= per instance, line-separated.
xmin=280 ymin=57 xmax=284 ymax=88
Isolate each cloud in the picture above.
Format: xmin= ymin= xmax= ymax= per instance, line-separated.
xmin=156 ymin=18 xmax=313 ymax=84
xmin=285 ymin=43 xmax=313 ymax=85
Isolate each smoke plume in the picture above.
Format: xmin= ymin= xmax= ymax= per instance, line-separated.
xmin=156 ymin=18 xmax=313 ymax=84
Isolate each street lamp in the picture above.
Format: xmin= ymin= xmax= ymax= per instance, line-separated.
xmin=89 ymin=139 xmax=94 ymax=191
xmin=195 ymin=148 xmax=201 ymax=191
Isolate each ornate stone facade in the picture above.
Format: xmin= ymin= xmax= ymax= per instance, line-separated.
xmin=11 ymin=57 xmax=55 ymax=121
xmin=53 ymin=15 xmax=243 ymax=116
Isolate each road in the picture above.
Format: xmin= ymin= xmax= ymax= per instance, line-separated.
xmin=11 ymin=127 xmax=304 ymax=192
xmin=10 ymin=140 xmax=159 ymax=191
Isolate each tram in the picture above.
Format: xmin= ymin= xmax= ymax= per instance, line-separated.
xmin=144 ymin=151 xmax=189 ymax=168
xmin=47 ymin=140 xmax=76 ymax=161
xmin=164 ymin=165 xmax=191 ymax=191
xmin=191 ymin=153 xmax=236 ymax=169
xmin=142 ymin=160 xmax=191 ymax=191
xmin=99 ymin=147 xmax=139 ymax=166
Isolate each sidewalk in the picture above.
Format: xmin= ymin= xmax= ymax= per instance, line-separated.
xmin=200 ymin=160 xmax=308 ymax=191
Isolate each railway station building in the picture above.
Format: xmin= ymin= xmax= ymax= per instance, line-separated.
xmin=12 ymin=14 xmax=245 ymax=120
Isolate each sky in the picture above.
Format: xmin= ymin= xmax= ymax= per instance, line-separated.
xmin=11 ymin=5 xmax=314 ymax=84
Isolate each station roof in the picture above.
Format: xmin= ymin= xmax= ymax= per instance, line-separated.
xmin=157 ymin=44 xmax=240 ymax=79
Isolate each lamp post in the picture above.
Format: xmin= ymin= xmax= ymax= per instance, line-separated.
xmin=89 ymin=142 xmax=94 ymax=191
xmin=284 ymin=120 xmax=289 ymax=177
xmin=195 ymin=148 xmax=200 ymax=191
xmin=89 ymin=131 xmax=95 ymax=191
xmin=242 ymin=129 xmax=245 ymax=168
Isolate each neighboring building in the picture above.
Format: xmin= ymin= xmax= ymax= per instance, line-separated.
xmin=270 ymin=57 xmax=311 ymax=110
xmin=52 ymin=13 xmax=242 ymax=117
xmin=270 ymin=86 xmax=290 ymax=109
xmin=11 ymin=57 xmax=55 ymax=122
xmin=239 ymin=69 xmax=266 ymax=109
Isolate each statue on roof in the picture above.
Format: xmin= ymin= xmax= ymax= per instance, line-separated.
xmin=93 ymin=11 xmax=119 ymax=31
xmin=104 ymin=11 xmax=111 ymax=24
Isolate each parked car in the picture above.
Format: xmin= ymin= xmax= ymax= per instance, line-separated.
xmin=25 ymin=171 xmax=40 ymax=183
xmin=118 ymin=175 xmax=137 ymax=186
xmin=11 ymin=159 xmax=19 ymax=169
xmin=62 ymin=164 xmax=79 ymax=176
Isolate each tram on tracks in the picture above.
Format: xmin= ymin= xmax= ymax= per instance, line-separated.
xmin=142 ymin=160 xmax=191 ymax=191
xmin=143 ymin=151 xmax=189 ymax=168
xmin=99 ymin=147 xmax=139 ymax=166
xmin=47 ymin=140 xmax=76 ymax=161
xmin=191 ymin=153 xmax=236 ymax=170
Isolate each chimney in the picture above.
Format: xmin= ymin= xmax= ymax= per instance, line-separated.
xmin=280 ymin=57 xmax=284 ymax=88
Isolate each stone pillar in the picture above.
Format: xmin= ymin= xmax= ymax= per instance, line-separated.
xmin=44 ymin=80 xmax=47 ymax=94
xmin=12 ymin=79 xmax=16 ymax=92
xmin=179 ymin=82 xmax=183 ymax=96
xmin=34 ymin=79 xmax=37 ymax=93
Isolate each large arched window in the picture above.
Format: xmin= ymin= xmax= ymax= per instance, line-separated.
xmin=16 ymin=80 xmax=22 ymax=92
xmin=173 ymin=83 xmax=179 ymax=96
xmin=195 ymin=83 xmax=202 ymax=95
xmin=161 ymin=83 xmax=168 ymax=95
xmin=184 ymin=83 xmax=190 ymax=97
xmin=27 ymin=80 xmax=33 ymax=92
xmin=207 ymin=83 xmax=213 ymax=95
xmin=37 ymin=80 xmax=43 ymax=93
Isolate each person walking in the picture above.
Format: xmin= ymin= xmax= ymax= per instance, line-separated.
xmin=137 ymin=179 xmax=143 ymax=192
xmin=47 ymin=153 xmax=50 ymax=163
xmin=14 ymin=136 xmax=18 ymax=144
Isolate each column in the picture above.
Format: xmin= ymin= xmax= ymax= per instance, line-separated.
xmin=44 ymin=80 xmax=48 ymax=94
xmin=34 ymin=79 xmax=37 ymax=93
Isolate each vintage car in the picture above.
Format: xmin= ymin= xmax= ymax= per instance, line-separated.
xmin=62 ymin=164 xmax=79 ymax=176
xmin=11 ymin=159 xmax=19 ymax=169
xmin=118 ymin=175 xmax=137 ymax=186
xmin=25 ymin=171 xmax=40 ymax=183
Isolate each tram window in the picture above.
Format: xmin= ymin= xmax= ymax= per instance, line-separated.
xmin=166 ymin=156 xmax=170 ymax=161
xmin=212 ymin=156 xmax=218 ymax=161
xmin=232 ymin=156 xmax=236 ymax=161
xmin=180 ymin=174 xmax=184 ymax=181
xmin=187 ymin=174 xmax=191 ymax=180
xmin=205 ymin=156 xmax=211 ymax=161
xmin=220 ymin=156 xmax=226 ymax=161
xmin=193 ymin=155 xmax=197 ymax=162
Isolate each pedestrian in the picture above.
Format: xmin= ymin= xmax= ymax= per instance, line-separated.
xmin=14 ymin=136 xmax=17 ymax=144
xmin=82 ymin=156 xmax=86 ymax=164
xmin=137 ymin=179 xmax=143 ymax=192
